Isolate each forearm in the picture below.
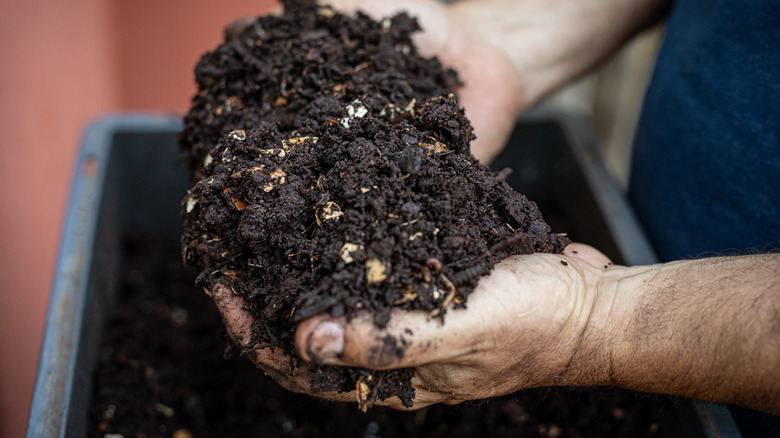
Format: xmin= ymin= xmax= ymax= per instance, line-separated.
xmin=587 ymin=254 xmax=780 ymax=413
xmin=449 ymin=0 xmax=671 ymax=109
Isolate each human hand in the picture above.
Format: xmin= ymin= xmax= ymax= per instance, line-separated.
xmin=321 ymin=0 xmax=525 ymax=164
xmin=294 ymin=243 xmax=620 ymax=409
xmin=212 ymin=243 xmax=622 ymax=409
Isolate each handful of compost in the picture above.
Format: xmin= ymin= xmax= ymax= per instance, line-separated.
xmin=180 ymin=0 xmax=567 ymax=408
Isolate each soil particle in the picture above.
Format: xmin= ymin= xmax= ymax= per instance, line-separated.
xmin=180 ymin=0 xmax=568 ymax=407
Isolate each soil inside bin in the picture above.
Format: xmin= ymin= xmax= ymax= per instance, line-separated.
xmin=179 ymin=0 xmax=569 ymax=407
xmin=88 ymin=233 xmax=664 ymax=438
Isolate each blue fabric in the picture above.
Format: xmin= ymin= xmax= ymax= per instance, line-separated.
xmin=629 ymin=0 xmax=780 ymax=262
xmin=629 ymin=1 xmax=780 ymax=434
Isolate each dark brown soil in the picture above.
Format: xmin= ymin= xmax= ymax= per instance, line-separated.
xmin=179 ymin=0 xmax=568 ymax=407
xmin=88 ymin=235 xmax=664 ymax=438
xmin=179 ymin=0 xmax=460 ymax=177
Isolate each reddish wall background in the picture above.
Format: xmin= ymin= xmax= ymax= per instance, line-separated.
xmin=0 ymin=1 xmax=277 ymax=436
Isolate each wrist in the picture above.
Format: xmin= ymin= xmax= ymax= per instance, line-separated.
xmin=558 ymin=264 xmax=647 ymax=388
xmin=587 ymin=256 xmax=780 ymax=413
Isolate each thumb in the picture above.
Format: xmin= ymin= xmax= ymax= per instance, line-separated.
xmin=295 ymin=309 xmax=454 ymax=369
xmin=294 ymin=254 xmax=554 ymax=369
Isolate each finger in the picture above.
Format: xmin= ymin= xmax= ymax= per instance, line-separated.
xmin=208 ymin=282 xmax=288 ymax=367
xmin=290 ymin=315 xmax=448 ymax=409
xmin=209 ymin=282 xmax=317 ymax=393
xmin=208 ymin=282 xmax=254 ymax=346
xmin=456 ymin=44 xmax=524 ymax=164
xmin=563 ymin=242 xmax=615 ymax=270
xmin=296 ymin=314 xmax=345 ymax=363
xmin=208 ymin=282 xmax=290 ymax=362
xmin=296 ymin=308 xmax=458 ymax=369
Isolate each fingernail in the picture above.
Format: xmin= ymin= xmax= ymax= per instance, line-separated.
xmin=307 ymin=319 xmax=344 ymax=363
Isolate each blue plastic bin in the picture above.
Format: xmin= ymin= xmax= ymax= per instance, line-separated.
xmin=27 ymin=114 xmax=740 ymax=437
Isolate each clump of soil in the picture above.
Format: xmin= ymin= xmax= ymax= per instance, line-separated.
xmin=180 ymin=0 xmax=568 ymax=407
xmin=180 ymin=0 xmax=459 ymax=177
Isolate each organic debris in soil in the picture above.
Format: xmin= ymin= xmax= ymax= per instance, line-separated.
xmin=180 ymin=0 xmax=569 ymax=408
